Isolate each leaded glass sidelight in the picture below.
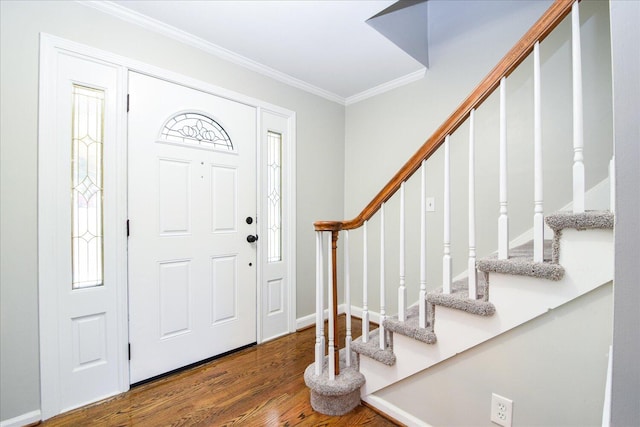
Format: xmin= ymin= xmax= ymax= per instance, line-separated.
xmin=267 ymin=131 xmax=282 ymax=263
xmin=71 ymin=85 xmax=105 ymax=289
xmin=160 ymin=112 xmax=233 ymax=151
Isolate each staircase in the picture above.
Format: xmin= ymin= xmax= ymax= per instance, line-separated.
xmin=304 ymin=0 xmax=614 ymax=421
xmin=355 ymin=211 xmax=613 ymax=397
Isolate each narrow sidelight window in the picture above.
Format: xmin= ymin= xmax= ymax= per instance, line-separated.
xmin=267 ymin=131 xmax=282 ymax=263
xmin=71 ymin=85 xmax=105 ymax=289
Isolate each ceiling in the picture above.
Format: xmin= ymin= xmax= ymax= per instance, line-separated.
xmin=89 ymin=1 xmax=549 ymax=104
xmin=97 ymin=0 xmax=426 ymax=104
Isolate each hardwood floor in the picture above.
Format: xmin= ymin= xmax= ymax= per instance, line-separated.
xmin=42 ymin=317 xmax=399 ymax=426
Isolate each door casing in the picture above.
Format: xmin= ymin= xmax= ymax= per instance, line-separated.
xmin=38 ymin=33 xmax=297 ymax=420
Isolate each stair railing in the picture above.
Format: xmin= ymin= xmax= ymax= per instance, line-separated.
xmin=312 ymin=0 xmax=584 ymax=381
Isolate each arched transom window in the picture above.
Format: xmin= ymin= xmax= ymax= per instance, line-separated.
xmin=160 ymin=111 xmax=234 ymax=151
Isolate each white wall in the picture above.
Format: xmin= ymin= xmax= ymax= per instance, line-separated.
xmin=376 ymin=283 xmax=613 ymax=426
xmin=342 ymin=0 xmax=613 ymax=313
xmin=0 ymin=0 xmax=344 ymax=421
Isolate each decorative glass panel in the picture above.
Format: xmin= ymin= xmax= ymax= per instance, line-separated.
xmin=71 ymin=85 xmax=105 ymax=289
xmin=267 ymin=131 xmax=282 ymax=263
xmin=160 ymin=112 xmax=233 ymax=151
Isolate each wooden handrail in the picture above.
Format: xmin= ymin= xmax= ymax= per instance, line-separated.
xmin=314 ymin=0 xmax=576 ymax=232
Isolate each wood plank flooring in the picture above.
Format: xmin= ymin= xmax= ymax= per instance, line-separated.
xmin=42 ymin=317 xmax=399 ymax=426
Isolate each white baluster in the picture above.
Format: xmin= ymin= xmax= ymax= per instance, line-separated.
xmin=498 ymin=77 xmax=509 ymax=260
xmin=362 ymin=220 xmax=369 ymax=343
xmin=572 ymin=0 xmax=585 ymax=214
xmin=379 ymin=203 xmax=387 ymax=350
xmin=327 ymin=231 xmax=335 ymax=380
xmin=344 ymin=230 xmax=352 ymax=367
xmin=419 ymin=160 xmax=428 ymax=328
xmin=398 ymin=182 xmax=406 ymax=321
xmin=468 ymin=109 xmax=478 ymax=299
xmin=533 ymin=41 xmax=544 ymax=263
xmin=443 ymin=135 xmax=452 ymax=294
xmin=314 ymin=231 xmax=325 ymax=376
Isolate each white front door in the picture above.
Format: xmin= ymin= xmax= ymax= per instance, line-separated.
xmin=127 ymin=72 xmax=257 ymax=383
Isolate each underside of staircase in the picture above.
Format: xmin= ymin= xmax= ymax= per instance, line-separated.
xmin=305 ymin=211 xmax=614 ymax=415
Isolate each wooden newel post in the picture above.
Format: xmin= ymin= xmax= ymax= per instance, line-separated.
xmin=331 ymin=230 xmax=340 ymax=376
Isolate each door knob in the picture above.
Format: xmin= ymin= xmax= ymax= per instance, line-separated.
xmin=246 ymin=234 xmax=258 ymax=243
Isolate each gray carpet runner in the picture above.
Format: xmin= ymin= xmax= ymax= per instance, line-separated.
xmin=303 ymin=348 xmax=365 ymax=415
xmin=545 ymin=210 xmax=614 ymax=231
xmin=426 ymin=274 xmax=496 ymax=316
xmin=546 ymin=210 xmax=614 ymax=263
xmin=384 ymin=305 xmax=438 ymax=344
xmin=476 ymin=239 xmax=565 ymax=281
xmin=351 ymin=328 xmax=396 ymax=366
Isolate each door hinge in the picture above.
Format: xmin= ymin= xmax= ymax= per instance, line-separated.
xmin=126 ymin=219 xmax=130 ymax=237
xmin=128 ymin=343 xmax=131 ymax=360
xmin=126 ymin=94 xmax=130 ymax=112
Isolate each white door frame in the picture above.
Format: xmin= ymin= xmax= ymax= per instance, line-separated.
xmin=38 ymin=33 xmax=296 ymax=419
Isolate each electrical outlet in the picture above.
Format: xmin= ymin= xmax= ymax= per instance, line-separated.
xmin=491 ymin=393 xmax=513 ymax=427
xmin=426 ymin=197 xmax=435 ymax=212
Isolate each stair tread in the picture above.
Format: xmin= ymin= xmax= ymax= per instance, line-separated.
xmin=477 ymin=239 xmax=565 ymax=281
xmin=485 ymin=239 xmax=554 ymax=262
xmin=351 ymin=329 xmax=396 ymax=366
xmin=383 ymin=305 xmax=437 ymax=344
xmin=430 ymin=275 xmax=489 ymax=298
xmin=545 ymin=210 xmax=614 ymax=232
xmin=427 ymin=276 xmax=496 ymax=316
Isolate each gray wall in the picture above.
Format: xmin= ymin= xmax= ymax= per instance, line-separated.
xmin=610 ymin=1 xmax=640 ymax=425
xmin=342 ymin=0 xmax=612 ymax=313
xmin=376 ymin=284 xmax=613 ymax=426
xmin=0 ymin=0 xmax=344 ymax=421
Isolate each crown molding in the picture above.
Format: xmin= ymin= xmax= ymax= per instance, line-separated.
xmin=80 ymin=1 xmax=426 ymax=107
xmin=345 ymin=68 xmax=426 ymax=106
xmin=80 ymin=0 xmax=346 ymax=104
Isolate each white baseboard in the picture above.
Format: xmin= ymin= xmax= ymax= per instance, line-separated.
xmin=296 ymin=304 xmax=382 ymax=330
xmin=296 ymin=311 xmax=318 ymax=330
xmin=0 ymin=410 xmax=41 ymax=427
xmin=362 ymin=395 xmax=432 ymax=427
xmin=296 ymin=304 xmax=347 ymax=330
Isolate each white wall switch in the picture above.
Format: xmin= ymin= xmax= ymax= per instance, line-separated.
xmin=426 ymin=197 xmax=435 ymax=212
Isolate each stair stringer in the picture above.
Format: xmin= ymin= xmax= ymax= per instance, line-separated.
xmin=359 ymin=227 xmax=613 ymax=396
